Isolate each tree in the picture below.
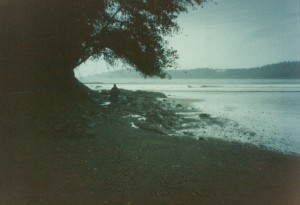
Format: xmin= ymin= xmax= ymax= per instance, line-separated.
xmin=1 ymin=0 xmax=207 ymax=92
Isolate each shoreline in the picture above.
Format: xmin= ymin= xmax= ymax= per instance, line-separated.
xmin=98 ymin=88 xmax=299 ymax=155
xmin=84 ymin=80 xmax=300 ymax=156
xmin=1 ymin=88 xmax=300 ymax=204
xmin=167 ymin=96 xmax=297 ymax=155
xmin=154 ymin=91 xmax=300 ymax=155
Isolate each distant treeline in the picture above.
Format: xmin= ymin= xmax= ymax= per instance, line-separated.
xmin=81 ymin=62 xmax=300 ymax=81
xmin=169 ymin=62 xmax=300 ymax=79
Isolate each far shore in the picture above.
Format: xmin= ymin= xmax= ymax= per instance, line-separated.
xmin=1 ymin=88 xmax=299 ymax=204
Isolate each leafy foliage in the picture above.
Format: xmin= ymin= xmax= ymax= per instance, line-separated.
xmin=1 ymin=0 xmax=207 ymax=79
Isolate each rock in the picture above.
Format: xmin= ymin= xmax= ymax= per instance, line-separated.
xmin=196 ymin=136 xmax=207 ymax=141
xmin=183 ymin=131 xmax=193 ymax=136
xmin=199 ymin=113 xmax=210 ymax=118
xmin=249 ymin=131 xmax=256 ymax=136
xmin=135 ymin=122 xmax=166 ymax=135
xmin=134 ymin=90 xmax=167 ymax=98
xmin=176 ymin=104 xmax=183 ymax=108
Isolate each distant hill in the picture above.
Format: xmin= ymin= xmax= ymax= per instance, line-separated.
xmin=80 ymin=62 xmax=300 ymax=82
xmin=169 ymin=62 xmax=300 ymax=79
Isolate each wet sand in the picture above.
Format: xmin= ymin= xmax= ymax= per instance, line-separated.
xmin=0 ymin=90 xmax=299 ymax=204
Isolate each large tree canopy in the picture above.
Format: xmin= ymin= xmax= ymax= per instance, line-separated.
xmin=1 ymin=0 xmax=207 ymax=91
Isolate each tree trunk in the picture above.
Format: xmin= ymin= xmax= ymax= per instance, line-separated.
xmin=0 ymin=64 xmax=90 ymax=100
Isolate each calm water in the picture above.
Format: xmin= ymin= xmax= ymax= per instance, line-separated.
xmin=85 ymin=79 xmax=300 ymax=154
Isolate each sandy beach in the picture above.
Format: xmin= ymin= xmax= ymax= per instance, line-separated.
xmin=0 ymin=88 xmax=299 ymax=205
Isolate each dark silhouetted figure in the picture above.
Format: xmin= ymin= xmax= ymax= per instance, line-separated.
xmin=110 ymin=84 xmax=120 ymax=105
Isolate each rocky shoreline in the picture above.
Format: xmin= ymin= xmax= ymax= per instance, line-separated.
xmin=1 ymin=88 xmax=300 ymax=204
xmin=1 ymin=87 xmax=295 ymax=153
xmin=96 ymin=89 xmax=266 ymax=147
xmin=99 ymin=89 xmax=189 ymax=134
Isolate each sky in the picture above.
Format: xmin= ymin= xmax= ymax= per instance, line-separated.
xmin=75 ymin=0 xmax=300 ymax=77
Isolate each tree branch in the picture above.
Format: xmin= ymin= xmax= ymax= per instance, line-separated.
xmin=76 ymin=3 xmax=125 ymax=67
